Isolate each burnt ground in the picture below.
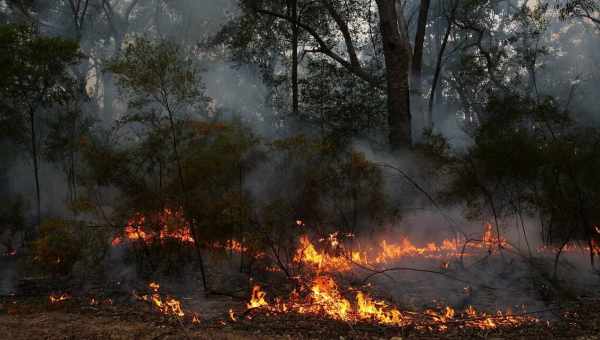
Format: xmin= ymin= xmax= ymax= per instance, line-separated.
xmin=1 ymin=294 xmax=600 ymax=340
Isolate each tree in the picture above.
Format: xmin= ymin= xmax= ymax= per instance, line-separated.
xmin=374 ymin=0 xmax=412 ymax=149
xmin=232 ymin=0 xmax=414 ymax=149
xmin=99 ymin=0 xmax=142 ymax=124
xmin=557 ymin=0 xmax=600 ymax=30
xmin=109 ymin=37 xmax=210 ymax=289
xmin=412 ymin=0 xmax=431 ymax=129
xmin=0 ymin=24 xmax=80 ymax=228
xmin=44 ymin=104 xmax=95 ymax=206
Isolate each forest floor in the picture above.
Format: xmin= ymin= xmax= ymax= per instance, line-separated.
xmin=1 ymin=294 xmax=600 ymax=340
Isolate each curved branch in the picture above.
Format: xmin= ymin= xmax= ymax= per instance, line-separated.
xmin=253 ymin=7 xmax=381 ymax=87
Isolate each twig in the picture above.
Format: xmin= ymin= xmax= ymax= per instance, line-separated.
xmin=358 ymin=265 xmax=497 ymax=290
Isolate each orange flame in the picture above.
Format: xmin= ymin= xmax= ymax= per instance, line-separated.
xmin=112 ymin=208 xmax=195 ymax=245
xmin=247 ymin=285 xmax=268 ymax=309
xmin=229 ymin=309 xmax=237 ymax=321
xmin=139 ymin=282 xmax=185 ymax=317
xmin=243 ymin=225 xmax=539 ymax=331
xmin=49 ymin=293 xmax=71 ymax=304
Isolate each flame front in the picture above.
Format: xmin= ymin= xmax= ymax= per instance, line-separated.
xmin=243 ymin=275 xmax=536 ymax=330
xmin=242 ymin=224 xmax=540 ymax=331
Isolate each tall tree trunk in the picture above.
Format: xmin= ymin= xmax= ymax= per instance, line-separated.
xmin=412 ymin=0 xmax=431 ymax=130
xmin=290 ymin=0 xmax=299 ymax=115
xmin=375 ymin=0 xmax=412 ymax=149
xmin=102 ymin=70 xmax=114 ymax=125
xmin=29 ymin=108 xmax=41 ymax=228
xmin=428 ymin=3 xmax=457 ymax=121
xmin=103 ymin=34 xmax=123 ymax=125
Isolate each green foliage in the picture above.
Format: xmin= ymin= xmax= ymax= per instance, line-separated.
xmin=429 ymin=94 xmax=600 ymax=246
xmin=263 ymin=135 xmax=388 ymax=236
xmin=109 ymin=37 xmax=209 ymax=120
xmin=299 ymin=60 xmax=386 ymax=144
xmin=181 ymin=120 xmax=259 ymax=242
xmin=0 ymin=24 xmax=80 ymax=125
xmin=0 ymin=24 xmax=82 ymax=222
xmin=30 ymin=217 xmax=110 ymax=278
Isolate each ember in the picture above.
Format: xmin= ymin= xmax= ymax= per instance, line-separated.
xmin=49 ymin=293 xmax=71 ymax=304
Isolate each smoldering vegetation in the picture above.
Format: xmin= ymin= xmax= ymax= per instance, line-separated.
xmin=1 ymin=0 xmax=600 ymax=336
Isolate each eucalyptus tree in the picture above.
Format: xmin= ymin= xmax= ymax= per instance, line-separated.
xmin=0 ymin=24 xmax=80 ymax=227
xmin=226 ymin=0 xmax=425 ymax=150
xmin=109 ymin=38 xmax=211 ymax=289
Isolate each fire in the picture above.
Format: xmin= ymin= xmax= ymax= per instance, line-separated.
xmin=293 ymin=235 xmax=353 ymax=272
xmin=49 ymin=293 xmax=71 ymax=304
xmin=240 ymin=222 xmax=539 ymax=331
xmin=229 ymin=309 xmax=237 ymax=321
xmin=225 ymin=239 xmax=247 ymax=253
xmin=292 ymin=224 xmax=511 ymax=273
xmin=192 ymin=314 xmax=201 ymax=324
xmin=242 ymin=275 xmax=536 ymax=330
xmin=247 ymin=285 xmax=268 ymax=309
xmin=356 ymin=291 xmax=403 ymax=325
xmin=111 ymin=208 xmax=194 ymax=245
xmin=306 ymin=276 xmax=352 ymax=320
xmin=373 ymin=238 xmax=461 ymax=263
xmin=138 ymin=282 xmax=185 ymax=317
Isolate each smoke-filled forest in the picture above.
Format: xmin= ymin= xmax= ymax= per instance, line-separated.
xmin=1 ymin=0 xmax=600 ymax=339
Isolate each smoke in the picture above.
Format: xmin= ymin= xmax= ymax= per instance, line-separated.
xmin=0 ymin=258 xmax=16 ymax=295
xmin=1 ymin=0 xmax=599 ymax=320
xmin=5 ymin=158 xmax=72 ymax=219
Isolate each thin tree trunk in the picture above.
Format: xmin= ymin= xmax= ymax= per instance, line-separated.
xmin=428 ymin=3 xmax=457 ymax=122
xmin=165 ymin=106 xmax=208 ymax=292
xmin=375 ymin=0 xmax=412 ymax=149
xmin=290 ymin=0 xmax=299 ymax=115
xmin=412 ymin=0 xmax=431 ymax=130
xmin=102 ymin=70 xmax=114 ymax=125
xmin=29 ymin=108 xmax=41 ymax=228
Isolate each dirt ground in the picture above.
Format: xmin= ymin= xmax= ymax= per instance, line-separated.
xmin=1 ymin=295 xmax=600 ymax=339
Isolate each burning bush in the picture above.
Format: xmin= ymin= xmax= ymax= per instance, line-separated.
xmin=31 ymin=219 xmax=82 ymax=276
xmin=30 ymin=218 xmax=110 ymax=278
